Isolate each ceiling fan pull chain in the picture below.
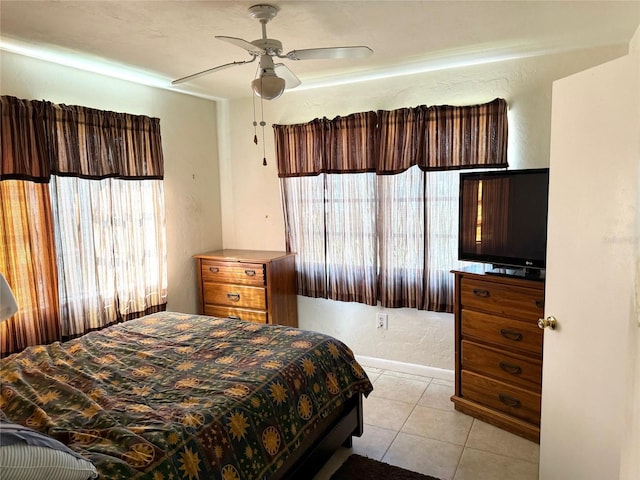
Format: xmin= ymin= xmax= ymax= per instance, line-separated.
xmin=252 ymin=92 xmax=258 ymax=145
xmin=260 ymin=95 xmax=267 ymax=166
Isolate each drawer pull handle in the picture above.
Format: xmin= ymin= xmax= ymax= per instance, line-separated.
xmin=473 ymin=288 xmax=490 ymax=298
xmin=226 ymin=293 xmax=241 ymax=302
xmin=499 ymin=362 xmax=522 ymax=375
xmin=535 ymin=300 xmax=544 ymax=309
xmin=499 ymin=394 xmax=521 ymax=408
xmin=499 ymin=328 xmax=522 ymax=341
xmin=209 ymin=267 xmax=220 ymax=273
xmin=244 ymin=269 xmax=256 ymax=277
xmin=228 ymin=315 xmax=241 ymax=320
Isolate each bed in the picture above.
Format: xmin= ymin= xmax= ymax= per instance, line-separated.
xmin=0 ymin=312 xmax=373 ymax=479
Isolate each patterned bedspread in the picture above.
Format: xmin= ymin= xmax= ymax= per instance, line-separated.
xmin=0 ymin=312 xmax=373 ymax=479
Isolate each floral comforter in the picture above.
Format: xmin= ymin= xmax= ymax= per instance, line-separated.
xmin=0 ymin=312 xmax=373 ymax=479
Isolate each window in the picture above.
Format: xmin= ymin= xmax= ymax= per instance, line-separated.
xmin=0 ymin=96 xmax=166 ymax=355
xmin=50 ymin=176 xmax=167 ymax=337
xmin=283 ymin=173 xmax=377 ymax=304
xmin=275 ymin=99 xmax=508 ymax=313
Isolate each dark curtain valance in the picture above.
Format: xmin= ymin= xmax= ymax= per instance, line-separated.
xmin=421 ymin=99 xmax=509 ymax=171
xmin=274 ymin=98 xmax=508 ymax=177
xmin=274 ymin=112 xmax=377 ymax=176
xmin=1 ymin=96 xmax=164 ymax=182
xmin=0 ymin=97 xmax=51 ymax=182
xmin=377 ymin=106 xmax=424 ymax=174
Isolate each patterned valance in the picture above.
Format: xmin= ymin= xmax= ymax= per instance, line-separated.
xmin=274 ymin=98 xmax=508 ymax=177
xmin=1 ymin=96 xmax=164 ymax=182
xmin=274 ymin=112 xmax=377 ymax=177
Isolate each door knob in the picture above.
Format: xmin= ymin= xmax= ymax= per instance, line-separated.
xmin=537 ymin=316 xmax=557 ymax=330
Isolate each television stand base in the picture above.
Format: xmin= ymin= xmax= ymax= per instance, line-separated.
xmin=486 ymin=266 xmax=545 ymax=281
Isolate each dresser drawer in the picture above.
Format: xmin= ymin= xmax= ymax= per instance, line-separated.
xmin=462 ymin=340 xmax=542 ymax=392
xmin=462 ymin=309 xmax=543 ymax=355
xmin=462 ymin=370 xmax=541 ymax=425
xmin=203 ymin=283 xmax=267 ymax=310
xmin=203 ymin=305 xmax=268 ymax=324
xmin=201 ymin=260 xmax=265 ymax=286
xmin=460 ymin=278 xmax=544 ymax=320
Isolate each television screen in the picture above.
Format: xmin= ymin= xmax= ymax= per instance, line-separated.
xmin=458 ymin=168 xmax=549 ymax=275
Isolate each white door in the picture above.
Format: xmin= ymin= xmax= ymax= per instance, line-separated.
xmin=539 ymin=53 xmax=639 ymax=479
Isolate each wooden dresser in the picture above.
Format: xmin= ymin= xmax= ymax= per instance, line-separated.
xmin=194 ymin=249 xmax=298 ymax=327
xmin=451 ymin=269 xmax=545 ymax=442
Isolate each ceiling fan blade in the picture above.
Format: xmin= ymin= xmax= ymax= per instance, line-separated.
xmin=284 ymin=46 xmax=373 ymax=61
xmin=215 ymin=36 xmax=265 ymax=55
xmin=172 ymin=58 xmax=256 ymax=85
xmin=274 ymin=63 xmax=302 ymax=89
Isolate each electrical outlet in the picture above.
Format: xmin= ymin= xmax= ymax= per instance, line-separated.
xmin=376 ymin=312 xmax=388 ymax=329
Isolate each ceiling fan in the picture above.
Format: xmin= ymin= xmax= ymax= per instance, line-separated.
xmin=172 ymin=3 xmax=373 ymax=100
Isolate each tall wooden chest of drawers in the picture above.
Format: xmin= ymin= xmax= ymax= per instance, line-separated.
xmin=451 ymin=269 xmax=545 ymax=442
xmin=195 ymin=249 xmax=298 ymax=327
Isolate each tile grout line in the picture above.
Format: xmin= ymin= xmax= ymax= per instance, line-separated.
xmin=376 ymin=369 xmax=432 ymax=463
xmin=450 ymin=417 xmax=477 ymax=479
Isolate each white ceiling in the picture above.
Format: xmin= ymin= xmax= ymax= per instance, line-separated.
xmin=1 ymin=1 xmax=639 ymax=101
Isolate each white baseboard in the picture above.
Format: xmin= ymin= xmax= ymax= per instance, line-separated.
xmin=355 ymin=355 xmax=454 ymax=382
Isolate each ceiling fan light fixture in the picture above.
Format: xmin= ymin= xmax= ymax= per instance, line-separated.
xmin=251 ymin=73 xmax=286 ymax=100
xmin=172 ymin=3 xmax=372 ymax=97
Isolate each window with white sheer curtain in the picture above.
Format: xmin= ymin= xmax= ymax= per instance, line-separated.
xmin=282 ymin=173 xmax=378 ymax=304
xmin=281 ymin=167 xmax=476 ymax=312
xmin=378 ymin=167 xmax=469 ymax=311
xmin=50 ymin=176 xmax=167 ymax=337
xmin=275 ymin=99 xmax=508 ymax=313
xmin=0 ymin=96 xmax=167 ymax=355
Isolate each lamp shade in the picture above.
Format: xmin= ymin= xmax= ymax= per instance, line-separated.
xmin=0 ymin=273 xmax=18 ymax=321
xmin=251 ymin=74 xmax=286 ymax=100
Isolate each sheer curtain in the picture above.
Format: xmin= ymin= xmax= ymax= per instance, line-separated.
xmin=276 ymin=99 xmax=508 ymax=313
xmin=50 ymin=177 xmax=167 ymax=337
xmin=377 ymin=166 xmax=425 ymax=308
xmin=281 ymin=175 xmax=327 ymax=298
xmin=325 ymin=173 xmax=377 ymax=305
xmin=378 ymin=169 xmax=481 ymax=311
xmin=423 ymin=169 xmax=469 ymax=311
xmin=0 ymin=96 xmax=167 ymax=355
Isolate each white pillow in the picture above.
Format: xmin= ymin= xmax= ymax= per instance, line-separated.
xmin=0 ymin=422 xmax=98 ymax=480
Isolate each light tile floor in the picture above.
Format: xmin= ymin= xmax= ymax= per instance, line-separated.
xmin=313 ymin=366 xmax=539 ymax=480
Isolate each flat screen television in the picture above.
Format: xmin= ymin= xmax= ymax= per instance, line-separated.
xmin=458 ymin=168 xmax=549 ymax=279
